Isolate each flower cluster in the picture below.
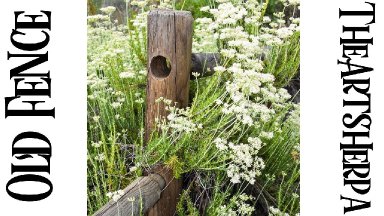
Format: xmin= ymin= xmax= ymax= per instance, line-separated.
xmin=94 ymin=153 xmax=106 ymax=161
xmin=269 ymin=206 xmax=300 ymax=216
xmin=193 ymin=0 xmax=298 ymax=131
xmin=132 ymin=11 xmax=148 ymax=29
xmin=269 ymin=206 xmax=289 ymax=216
xmin=87 ymin=14 xmax=110 ymax=26
xmin=91 ymin=141 xmax=102 ymax=148
xmin=158 ymin=0 xmax=173 ymax=9
xmin=87 ymin=10 xmax=146 ymax=130
xmin=100 ymin=6 xmax=116 ymax=15
xmin=131 ymin=0 xmax=148 ymax=8
xmin=106 ymin=190 xmax=124 ymax=202
xmin=214 ymin=137 xmax=265 ymax=184
xmin=130 ymin=0 xmax=174 ymax=29
xmin=218 ymin=193 xmax=255 ymax=216
xmin=191 ymin=0 xmax=300 ymax=187
xmin=156 ymin=98 xmax=202 ymax=134
xmin=193 ymin=18 xmax=217 ymax=52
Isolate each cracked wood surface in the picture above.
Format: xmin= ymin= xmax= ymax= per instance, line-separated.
xmin=145 ymin=10 xmax=193 ymax=216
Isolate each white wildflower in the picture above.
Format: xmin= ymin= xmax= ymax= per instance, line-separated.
xmin=92 ymin=116 xmax=100 ymax=122
xmin=215 ymin=99 xmax=223 ymax=105
xmin=260 ymin=131 xmax=274 ymax=140
xmin=155 ymin=97 xmax=164 ymax=103
xmin=216 ymin=137 xmax=265 ymax=184
xmin=127 ymin=197 xmax=135 ymax=202
xmin=139 ymin=70 xmax=147 ymax=75
xmin=288 ymin=0 xmax=300 ymax=6
xmin=111 ymin=102 xmax=122 ymax=108
xmin=114 ymin=49 xmax=124 ymax=54
xmin=95 ymin=153 xmax=105 ymax=161
xmin=263 ymin=16 xmax=271 ymax=23
xmin=106 ymin=190 xmax=125 ymax=202
xmin=276 ymin=27 xmax=293 ymax=39
xmin=292 ymin=193 xmax=299 ymax=199
xmin=91 ymin=141 xmax=102 ymax=148
xmin=117 ymin=97 xmax=125 ymax=103
xmin=214 ymin=138 xmax=228 ymax=151
xmin=100 ymin=6 xmax=116 ymax=15
xmin=119 ymin=71 xmax=135 ymax=78
xmin=269 ymin=206 xmax=289 ymax=216
xmin=220 ymin=49 xmax=236 ymax=58
xmin=129 ymin=166 xmax=138 ymax=172
xmin=135 ymin=98 xmax=144 ymax=104
xmin=213 ymin=66 xmax=226 ymax=73
xmin=218 ymin=193 xmax=255 ymax=216
xmin=200 ymin=6 xmax=210 ymax=12
xmin=87 ymin=14 xmax=109 ymax=24
xmin=192 ymin=72 xmax=200 ymax=77
xmin=131 ymin=0 xmax=148 ymax=8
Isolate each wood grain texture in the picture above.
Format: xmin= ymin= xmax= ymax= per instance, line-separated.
xmin=93 ymin=174 xmax=166 ymax=216
xmin=145 ymin=9 xmax=193 ymax=216
xmin=146 ymin=165 xmax=182 ymax=216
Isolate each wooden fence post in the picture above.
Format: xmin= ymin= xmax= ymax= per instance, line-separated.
xmin=145 ymin=10 xmax=193 ymax=216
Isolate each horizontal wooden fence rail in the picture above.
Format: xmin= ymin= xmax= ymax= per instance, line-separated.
xmin=93 ymin=174 xmax=165 ymax=216
xmin=190 ymin=53 xmax=220 ymax=79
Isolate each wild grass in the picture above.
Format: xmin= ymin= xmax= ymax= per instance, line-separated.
xmin=264 ymin=31 xmax=300 ymax=88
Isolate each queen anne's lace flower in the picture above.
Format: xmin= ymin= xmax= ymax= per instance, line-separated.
xmin=218 ymin=193 xmax=255 ymax=216
xmin=119 ymin=71 xmax=135 ymax=79
xmin=100 ymin=6 xmax=116 ymax=15
xmin=157 ymin=101 xmax=201 ymax=134
xmin=91 ymin=141 xmax=102 ymax=148
xmin=131 ymin=0 xmax=148 ymax=8
xmin=215 ymin=137 xmax=265 ymax=184
xmin=106 ymin=190 xmax=124 ymax=202
xmin=269 ymin=206 xmax=290 ymax=216
xmin=94 ymin=153 xmax=105 ymax=161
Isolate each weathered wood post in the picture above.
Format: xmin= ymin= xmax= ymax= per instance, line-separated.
xmin=145 ymin=10 xmax=193 ymax=216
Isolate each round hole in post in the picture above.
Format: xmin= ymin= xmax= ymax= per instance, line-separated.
xmin=150 ymin=55 xmax=172 ymax=78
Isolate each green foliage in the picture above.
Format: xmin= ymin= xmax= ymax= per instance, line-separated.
xmin=261 ymin=105 xmax=300 ymax=214
xmin=176 ymin=0 xmax=215 ymax=18
xmin=165 ymin=155 xmax=185 ymax=178
xmin=87 ymin=11 xmax=146 ymax=214
xmin=177 ymin=189 xmax=201 ymax=216
xmin=264 ymin=31 xmax=300 ymax=88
